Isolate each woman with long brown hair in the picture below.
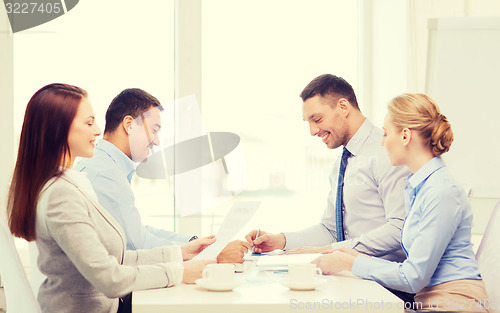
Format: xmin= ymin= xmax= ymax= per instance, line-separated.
xmin=7 ymin=83 xmax=212 ymax=313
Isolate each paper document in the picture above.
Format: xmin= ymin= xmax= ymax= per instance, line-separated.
xmin=256 ymin=253 xmax=322 ymax=269
xmin=193 ymin=201 xmax=260 ymax=260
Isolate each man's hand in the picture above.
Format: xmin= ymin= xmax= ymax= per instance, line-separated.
xmin=281 ymin=245 xmax=333 ymax=255
xmin=217 ymin=240 xmax=252 ymax=263
xmin=245 ymin=230 xmax=286 ymax=253
xmin=182 ymin=259 xmax=215 ymax=284
xmin=181 ymin=236 xmax=216 ymax=261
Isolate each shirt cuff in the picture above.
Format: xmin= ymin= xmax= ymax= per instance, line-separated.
xmin=351 ymin=255 xmax=374 ymax=279
xmin=179 ymin=233 xmax=194 ymax=243
xmin=281 ymin=232 xmax=300 ymax=250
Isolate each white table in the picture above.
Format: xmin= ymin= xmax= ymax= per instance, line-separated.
xmin=132 ymin=263 xmax=404 ymax=313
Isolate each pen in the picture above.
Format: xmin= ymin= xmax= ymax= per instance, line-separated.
xmin=252 ymin=229 xmax=260 ymax=253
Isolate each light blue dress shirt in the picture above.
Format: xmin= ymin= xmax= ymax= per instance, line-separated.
xmin=74 ymin=139 xmax=192 ymax=250
xmin=352 ymin=157 xmax=481 ymax=294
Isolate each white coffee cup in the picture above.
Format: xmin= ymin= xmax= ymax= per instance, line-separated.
xmin=288 ymin=263 xmax=322 ymax=283
xmin=202 ymin=263 xmax=235 ymax=284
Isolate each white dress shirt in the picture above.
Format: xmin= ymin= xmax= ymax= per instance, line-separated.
xmin=283 ymin=119 xmax=409 ymax=261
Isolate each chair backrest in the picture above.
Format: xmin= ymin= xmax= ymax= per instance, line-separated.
xmin=0 ymin=219 xmax=42 ymax=313
xmin=476 ymin=200 xmax=500 ymax=313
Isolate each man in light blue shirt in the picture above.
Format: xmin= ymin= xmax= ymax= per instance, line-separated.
xmin=75 ymin=89 xmax=250 ymax=262
xmin=75 ymin=89 xmax=192 ymax=249
xmin=76 ymin=139 xmax=191 ymax=249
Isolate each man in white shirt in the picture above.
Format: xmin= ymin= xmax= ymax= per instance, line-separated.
xmin=246 ymin=74 xmax=409 ymax=262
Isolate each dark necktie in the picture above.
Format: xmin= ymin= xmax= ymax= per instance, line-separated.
xmin=336 ymin=147 xmax=351 ymax=242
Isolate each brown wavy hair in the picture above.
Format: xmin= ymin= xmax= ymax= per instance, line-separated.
xmin=7 ymin=83 xmax=87 ymax=241
xmin=388 ymin=93 xmax=453 ymax=157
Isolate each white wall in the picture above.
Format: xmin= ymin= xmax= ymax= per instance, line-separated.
xmin=412 ymin=0 xmax=500 ymax=234
xmin=367 ymin=0 xmax=500 ymax=234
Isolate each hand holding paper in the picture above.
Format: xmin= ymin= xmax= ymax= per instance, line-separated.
xmin=193 ymin=201 xmax=260 ymax=260
xmin=217 ymin=240 xmax=252 ymax=263
xmin=181 ymin=236 xmax=216 ymax=261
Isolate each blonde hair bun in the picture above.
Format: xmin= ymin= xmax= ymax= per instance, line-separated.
xmin=388 ymin=93 xmax=454 ymax=157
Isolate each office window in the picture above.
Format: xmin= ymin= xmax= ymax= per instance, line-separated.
xmin=199 ymin=0 xmax=359 ymax=237
xmin=11 ymin=0 xmax=178 ymax=229
xmin=10 ymin=0 xmax=359 ymax=240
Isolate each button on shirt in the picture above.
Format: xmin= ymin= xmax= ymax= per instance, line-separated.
xmin=74 ymin=139 xmax=191 ymax=250
xmin=352 ymin=157 xmax=481 ymax=294
xmin=283 ymin=119 xmax=410 ymax=262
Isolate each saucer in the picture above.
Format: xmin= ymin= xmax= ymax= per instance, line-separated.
xmin=280 ymin=278 xmax=327 ymax=291
xmin=195 ymin=278 xmax=243 ymax=291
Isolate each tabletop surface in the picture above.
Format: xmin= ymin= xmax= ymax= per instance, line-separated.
xmin=132 ymin=262 xmax=404 ymax=313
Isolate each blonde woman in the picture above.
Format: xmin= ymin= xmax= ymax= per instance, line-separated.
xmin=312 ymin=93 xmax=488 ymax=312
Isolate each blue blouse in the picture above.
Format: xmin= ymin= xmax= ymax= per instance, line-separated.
xmin=352 ymin=157 xmax=481 ymax=293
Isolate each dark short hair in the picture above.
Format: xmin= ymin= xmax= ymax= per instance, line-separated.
xmin=104 ymin=88 xmax=163 ymax=134
xmin=299 ymin=74 xmax=359 ymax=110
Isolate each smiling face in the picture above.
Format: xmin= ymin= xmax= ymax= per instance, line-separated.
xmin=67 ymin=97 xmax=101 ymax=165
xmin=381 ymin=114 xmax=406 ymax=166
xmin=128 ymin=106 xmax=162 ymax=162
xmin=302 ymin=95 xmax=349 ymax=149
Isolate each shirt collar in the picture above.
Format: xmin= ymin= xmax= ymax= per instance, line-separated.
xmin=95 ymin=139 xmax=137 ymax=182
xmin=344 ymin=118 xmax=373 ymax=156
xmin=406 ymin=157 xmax=445 ymax=189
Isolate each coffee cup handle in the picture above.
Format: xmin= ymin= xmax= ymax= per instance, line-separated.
xmin=315 ymin=268 xmax=322 ymax=276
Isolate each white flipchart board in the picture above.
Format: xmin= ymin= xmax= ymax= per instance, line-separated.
xmin=426 ymin=17 xmax=500 ymax=198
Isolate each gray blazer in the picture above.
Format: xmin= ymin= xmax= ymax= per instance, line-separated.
xmin=35 ymin=169 xmax=183 ymax=313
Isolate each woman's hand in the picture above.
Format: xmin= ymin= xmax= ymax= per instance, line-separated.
xmin=181 ymin=259 xmax=215 ymax=284
xmin=311 ymin=251 xmax=356 ymax=275
xmin=181 ymin=236 xmax=216 ymax=261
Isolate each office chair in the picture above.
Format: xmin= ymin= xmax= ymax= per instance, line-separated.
xmin=476 ymin=201 xmax=500 ymax=313
xmin=0 ymin=219 xmax=42 ymax=313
